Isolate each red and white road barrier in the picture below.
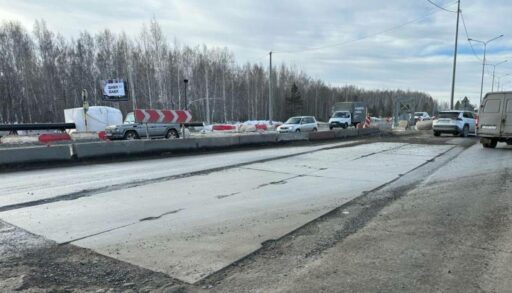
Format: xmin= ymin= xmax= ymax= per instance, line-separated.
xmin=212 ymin=124 xmax=237 ymax=131
xmin=0 ymin=135 xmax=40 ymax=144
xmin=134 ymin=109 xmax=192 ymax=123
xmin=363 ymin=116 xmax=371 ymax=128
xmin=38 ymin=133 xmax=71 ymax=144
xmin=70 ymin=131 xmax=108 ymax=141
xmin=0 ymin=131 xmax=109 ymax=145
xmin=255 ymin=124 xmax=268 ymax=131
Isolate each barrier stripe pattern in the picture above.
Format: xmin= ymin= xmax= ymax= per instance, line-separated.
xmin=363 ymin=116 xmax=371 ymax=128
xmin=134 ymin=109 xmax=192 ymax=123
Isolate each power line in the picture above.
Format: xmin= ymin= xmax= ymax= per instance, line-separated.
xmin=426 ymin=0 xmax=457 ymax=13
xmin=460 ymin=12 xmax=482 ymax=62
xmin=273 ymin=1 xmax=458 ymax=55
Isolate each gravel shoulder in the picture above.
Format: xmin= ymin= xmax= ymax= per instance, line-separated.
xmin=0 ymin=220 xmax=202 ymax=292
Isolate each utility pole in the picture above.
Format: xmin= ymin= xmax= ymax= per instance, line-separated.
xmin=469 ymin=35 xmax=504 ymax=104
xmin=269 ymin=51 xmax=273 ymax=125
xmin=205 ymin=68 xmax=211 ymax=124
xmin=479 ymin=43 xmax=487 ymax=104
xmin=490 ymin=60 xmax=507 ymax=92
xmin=450 ymin=0 xmax=461 ymax=110
xmin=128 ymin=61 xmax=136 ymax=112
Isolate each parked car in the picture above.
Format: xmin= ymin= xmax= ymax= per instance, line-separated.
xmin=414 ymin=112 xmax=431 ymax=121
xmin=277 ymin=116 xmax=318 ymax=133
xmin=105 ymin=112 xmax=180 ymax=140
xmin=328 ymin=111 xmax=351 ymax=129
xmin=478 ymin=92 xmax=512 ymax=148
xmin=433 ymin=110 xmax=476 ymax=137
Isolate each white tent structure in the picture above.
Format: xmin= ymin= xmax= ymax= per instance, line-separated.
xmin=64 ymin=106 xmax=122 ymax=132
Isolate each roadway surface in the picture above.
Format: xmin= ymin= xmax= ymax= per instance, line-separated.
xmin=1 ymin=133 xmax=511 ymax=292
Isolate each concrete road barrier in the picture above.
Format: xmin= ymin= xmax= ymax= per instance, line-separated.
xmin=2 ymin=127 xmax=382 ymax=166
xmin=142 ymin=139 xmax=197 ymax=153
xmin=394 ymin=120 xmax=410 ymax=132
xmin=357 ymin=128 xmax=380 ymax=136
xmin=196 ymin=136 xmax=239 ymax=148
xmin=0 ymin=145 xmax=71 ymax=165
xmin=334 ymin=128 xmax=358 ymax=138
xmin=239 ymin=133 xmax=278 ymax=145
xmin=416 ymin=120 xmax=433 ymax=131
xmin=277 ymin=132 xmax=309 ymax=142
xmin=309 ymin=131 xmax=336 ymax=141
xmin=73 ymin=140 xmax=146 ymax=159
xmin=73 ymin=139 xmax=198 ymax=159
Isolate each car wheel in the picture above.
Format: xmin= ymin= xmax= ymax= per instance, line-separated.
xmin=329 ymin=126 xmax=333 ymax=130
xmin=295 ymin=129 xmax=301 ymax=132
xmin=482 ymin=139 xmax=498 ymax=148
xmin=166 ymin=129 xmax=179 ymax=139
xmin=343 ymin=123 xmax=348 ymax=129
xmin=460 ymin=125 xmax=469 ymax=137
xmin=124 ymin=131 xmax=139 ymax=140
xmin=433 ymin=131 xmax=441 ymax=137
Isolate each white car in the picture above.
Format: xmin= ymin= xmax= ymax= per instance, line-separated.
xmin=328 ymin=111 xmax=351 ymax=129
xmin=277 ymin=116 xmax=318 ymax=133
xmin=433 ymin=110 xmax=476 ymax=137
xmin=414 ymin=112 xmax=431 ymax=121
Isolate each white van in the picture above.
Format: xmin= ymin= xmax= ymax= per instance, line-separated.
xmin=478 ymin=92 xmax=512 ymax=148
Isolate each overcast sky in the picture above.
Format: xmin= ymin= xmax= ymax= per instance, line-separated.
xmin=1 ymin=0 xmax=512 ymax=106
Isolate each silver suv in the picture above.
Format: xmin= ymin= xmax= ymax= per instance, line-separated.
xmin=277 ymin=116 xmax=318 ymax=133
xmin=105 ymin=112 xmax=180 ymax=140
xmin=433 ymin=110 xmax=476 ymax=137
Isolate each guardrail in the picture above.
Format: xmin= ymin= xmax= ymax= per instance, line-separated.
xmin=0 ymin=123 xmax=76 ymax=132
xmin=0 ymin=128 xmax=381 ymax=167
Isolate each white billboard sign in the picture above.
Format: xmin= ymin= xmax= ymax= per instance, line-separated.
xmin=101 ymin=79 xmax=128 ymax=101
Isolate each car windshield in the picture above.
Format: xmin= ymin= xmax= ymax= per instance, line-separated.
xmin=438 ymin=112 xmax=459 ymax=119
xmin=414 ymin=112 xmax=424 ymax=116
xmin=285 ymin=117 xmax=302 ymax=124
xmin=124 ymin=112 xmax=135 ymax=124
xmin=333 ymin=112 xmax=349 ymax=118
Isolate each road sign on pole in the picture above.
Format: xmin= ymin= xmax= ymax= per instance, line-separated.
xmin=101 ymin=79 xmax=128 ymax=101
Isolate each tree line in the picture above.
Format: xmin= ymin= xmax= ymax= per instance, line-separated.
xmin=0 ymin=19 xmax=439 ymax=124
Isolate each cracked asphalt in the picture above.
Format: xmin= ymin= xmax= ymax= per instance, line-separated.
xmin=1 ymin=132 xmax=511 ymax=292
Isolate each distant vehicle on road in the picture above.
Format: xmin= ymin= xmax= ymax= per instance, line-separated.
xmin=277 ymin=116 xmax=318 ymax=133
xmin=331 ymin=102 xmax=367 ymax=128
xmin=414 ymin=112 xmax=431 ymax=121
xmin=328 ymin=111 xmax=351 ymax=129
xmin=433 ymin=110 xmax=476 ymax=137
xmin=105 ymin=112 xmax=181 ymax=140
xmin=478 ymin=92 xmax=512 ymax=148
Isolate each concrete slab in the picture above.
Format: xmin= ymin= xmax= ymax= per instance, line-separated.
xmin=0 ymin=141 xmax=354 ymax=209
xmin=0 ymin=142 xmax=451 ymax=283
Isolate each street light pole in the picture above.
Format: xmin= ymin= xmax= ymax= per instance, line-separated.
xmin=489 ymin=60 xmax=507 ymax=92
xmin=183 ymin=79 xmax=189 ymax=110
xmin=268 ymin=51 xmax=273 ymax=125
xmin=496 ymin=73 xmax=511 ymax=91
xmin=468 ymin=34 xmax=504 ymax=105
xmin=449 ymin=0 xmax=461 ymax=110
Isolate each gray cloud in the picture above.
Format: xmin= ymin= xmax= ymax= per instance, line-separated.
xmin=1 ymin=0 xmax=511 ymax=106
